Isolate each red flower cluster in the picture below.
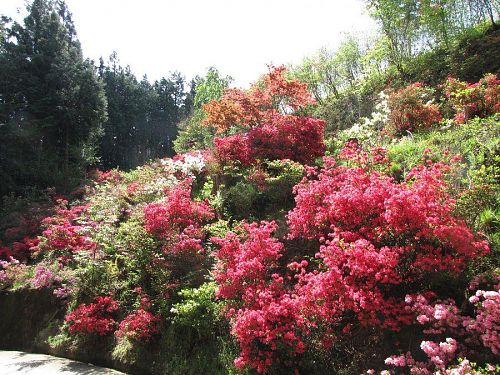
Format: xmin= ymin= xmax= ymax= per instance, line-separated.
xmin=115 ymin=308 xmax=161 ymax=342
xmin=37 ymin=204 xmax=96 ymax=257
xmin=387 ymin=82 xmax=442 ymax=135
xmin=1 ymin=212 xmax=43 ymax=261
xmin=214 ymin=116 xmax=325 ymax=166
xmin=65 ymin=296 xmax=119 ymax=336
xmin=88 ymin=169 xmax=122 ymax=184
xmin=445 ymin=74 xmax=500 ymax=124
xmin=288 ymin=157 xmax=488 ymax=327
xmin=213 ymin=222 xmax=305 ymax=373
xmin=144 ymin=185 xmax=214 ymax=239
xmin=143 ymin=185 xmax=214 ymax=256
xmin=214 ymin=134 xmax=254 ymax=167
xmin=338 ymin=140 xmax=390 ymax=171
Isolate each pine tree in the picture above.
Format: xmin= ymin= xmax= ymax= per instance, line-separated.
xmin=0 ymin=0 xmax=107 ymax=196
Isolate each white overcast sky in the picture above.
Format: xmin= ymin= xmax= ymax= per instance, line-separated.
xmin=1 ymin=0 xmax=376 ymax=87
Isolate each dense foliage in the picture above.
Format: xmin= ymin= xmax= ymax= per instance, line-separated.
xmin=0 ymin=1 xmax=499 ymax=374
xmin=0 ymin=0 xmax=194 ymax=198
xmin=0 ymin=0 xmax=107 ymax=196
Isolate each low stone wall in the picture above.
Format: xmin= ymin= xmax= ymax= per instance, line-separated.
xmin=0 ymin=289 xmax=146 ymax=374
xmin=0 ymin=289 xmax=63 ymax=352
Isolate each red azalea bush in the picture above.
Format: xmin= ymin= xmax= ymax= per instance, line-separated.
xmin=88 ymin=169 xmax=123 ymax=184
xmin=65 ymin=296 xmax=119 ymax=336
xmin=247 ymin=116 xmax=325 ymax=164
xmin=213 ymin=221 xmax=305 ymax=373
xmin=1 ymin=210 xmax=45 ymax=261
xmin=143 ymin=185 xmax=214 ymax=241
xmin=214 ymin=134 xmax=255 ymax=167
xmin=35 ymin=203 xmax=96 ymax=259
xmin=213 ymin=150 xmax=490 ymax=373
xmin=444 ymin=74 xmax=500 ymax=124
xmin=39 ymin=221 xmax=96 ymax=254
xmin=387 ymin=82 xmax=442 ymax=135
xmin=288 ymin=159 xmax=488 ymax=326
xmin=214 ymin=116 xmax=325 ymax=166
xmin=116 ymin=308 xmax=161 ymax=342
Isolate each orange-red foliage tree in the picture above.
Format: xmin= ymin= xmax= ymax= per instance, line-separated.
xmin=203 ymin=65 xmax=315 ymax=133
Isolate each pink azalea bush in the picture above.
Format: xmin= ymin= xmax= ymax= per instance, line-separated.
xmin=143 ymin=185 xmax=214 ymax=242
xmin=444 ymin=74 xmax=500 ymax=124
xmin=213 ymin=221 xmax=305 ymax=373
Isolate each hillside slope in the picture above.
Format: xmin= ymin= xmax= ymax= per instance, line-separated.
xmin=0 ymin=69 xmax=499 ymax=375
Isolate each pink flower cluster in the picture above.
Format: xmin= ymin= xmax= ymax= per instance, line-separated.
xmin=65 ymin=296 xmax=119 ymax=336
xmin=407 ymin=293 xmax=463 ymax=334
xmin=445 ymin=74 xmax=500 ymax=124
xmin=143 ymin=185 xmax=214 ymax=257
xmin=420 ymin=338 xmax=458 ymax=368
xmin=40 ymin=222 xmax=96 ymax=253
xmin=464 ymin=289 xmax=500 ymax=355
xmin=213 ymin=222 xmax=305 ymax=373
xmin=338 ymin=140 xmax=390 ymax=171
xmin=379 ymin=281 xmax=499 ymax=374
xmin=30 ymin=265 xmax=61 ymax=289
xmin=144 ymin=185 xmax=213 ymax=240
xmin=36 ymin=204 xmax=96 ymax=261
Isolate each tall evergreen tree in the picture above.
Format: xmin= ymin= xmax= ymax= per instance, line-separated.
xmin=98 ymin=54 xmax=189 ymax=169
xmin=0 ymin=0 xmax=107 ymax=196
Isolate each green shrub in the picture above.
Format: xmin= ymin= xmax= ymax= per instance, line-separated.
xmin=171 ymin=282 xmax=221 ymax=333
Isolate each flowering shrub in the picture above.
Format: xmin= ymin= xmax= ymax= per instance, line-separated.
xmin=65 ymin=296 xmax=119 ymax=336
xmin=387 ymin=82 xmax=442 ymax=135
xmin=378 ymin=274 xmax=499 ymax=374
xmin=445 ymin=74 xmax=500 ymax=124
xmin=116 ymin=308 xmax=160 ymax=342
xmin=213 ymin=221 xmax=305 ymax=373
xmin=214 ymin=116 xmax=325 ymax=166
xmin=247 ymin=116 xmax=325 ymax=164
xmin=203 ymin=66 xmax=315 ymax=133
xmin=287 ymin=156 xmax=488 ymax=333
xmin=1 ymin=212 xmax=43 ymax=261
xmin=465 ymin=288 xmax=500 ymax=355
xmin=39 ymin=221 xmax=96 ymax=254
xmin=339 ymin=91 xmax=389 ymax=145
xmin=89 ymin=169 xmax=123 ymax=184
xmin=0 ymin=257 xmax=29 ymax=289
xmin=30 ymin=265 xmax=61 ymax=289
xmin=214 ymin=134 xmax=254 ymax=167
xmin=337 ymin=140 xmax=391 ymax=171
xmin=29 ymin=264 xmax=76 ymax=298
xmin=35 ymin=203 xmax=96 ymax=262
xmin=143 ymin=185 xmax=214 ymax=242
